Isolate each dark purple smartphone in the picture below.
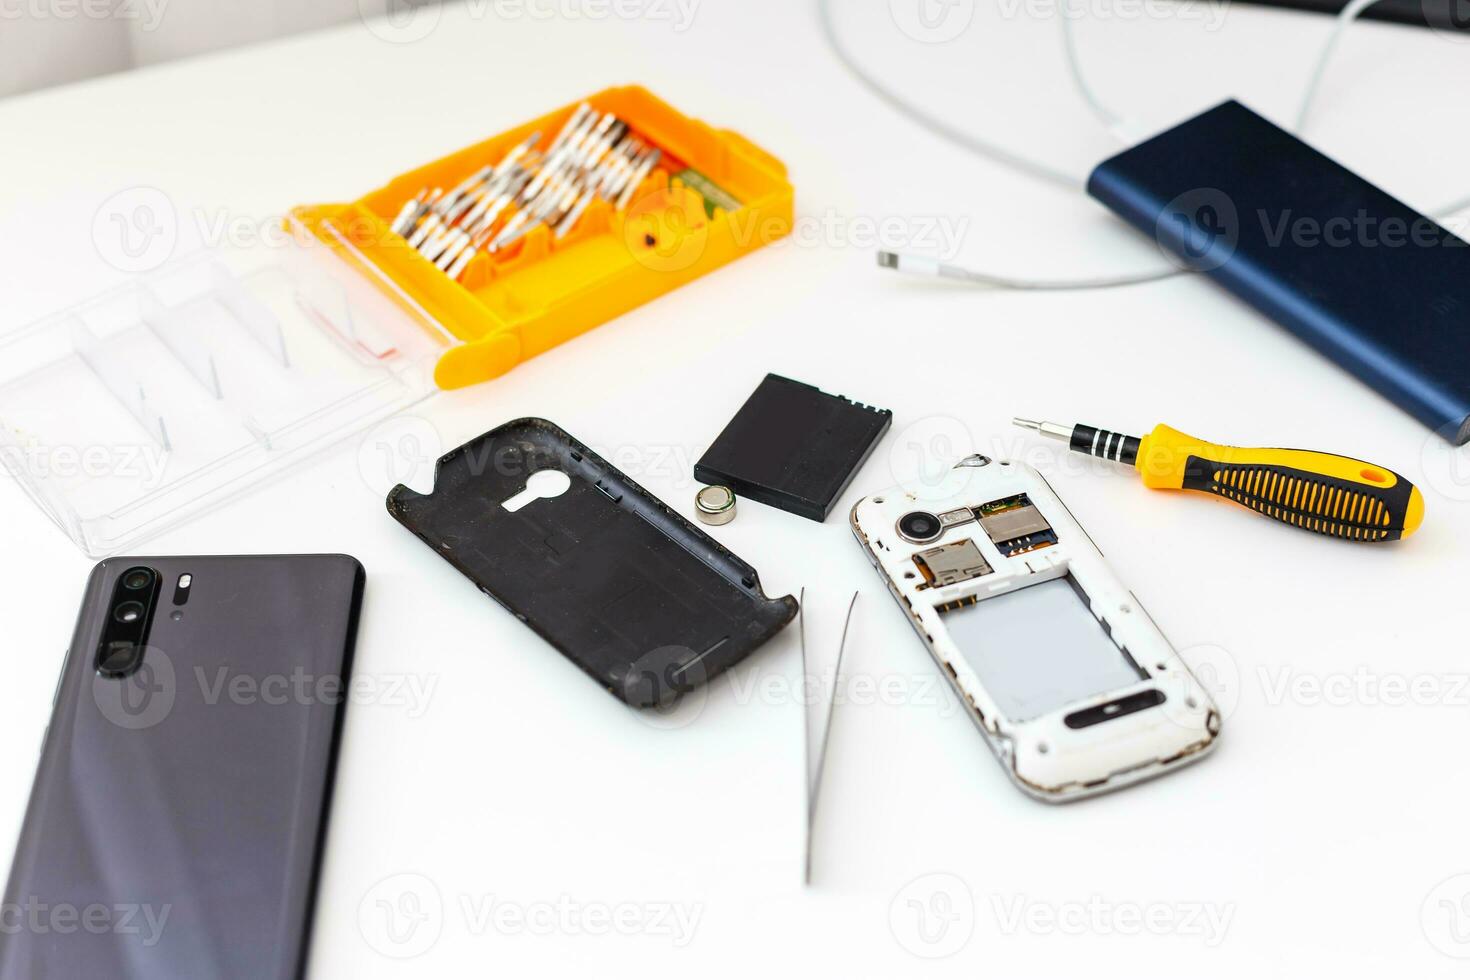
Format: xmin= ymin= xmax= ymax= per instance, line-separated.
xmin=0 ymin=554 xmax=364 ymax=980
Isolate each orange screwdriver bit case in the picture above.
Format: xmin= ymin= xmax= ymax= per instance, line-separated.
xmin=290 ymin=85 xmax=794 ymax=389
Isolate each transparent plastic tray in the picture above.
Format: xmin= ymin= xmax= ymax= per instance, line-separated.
xmin=0 ymin=217 xmax=448 ymax=556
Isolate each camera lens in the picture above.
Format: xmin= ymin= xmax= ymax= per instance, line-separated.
xmin=897 ymin=511 xmax=944 ymax=544
xmin=97 ymin=642 xmax=143 ymax=678
xmin=114 ymin=601 xmax=145 ymax=625
xmin=122 ymin=568 xmax=153 ymax=590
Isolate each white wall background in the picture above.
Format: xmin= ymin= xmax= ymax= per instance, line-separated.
xmin=0 ymin=0 xmax=435 ymax=97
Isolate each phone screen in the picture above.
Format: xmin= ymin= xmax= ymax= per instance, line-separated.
xmin=941 ymin=575 xmax=1146 ymax=723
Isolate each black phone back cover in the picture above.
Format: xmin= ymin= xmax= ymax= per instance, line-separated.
xmin=387 ymin=418 xmax=797 ymax=706
xmin=0 ymin=554 xmax=364 ymax=980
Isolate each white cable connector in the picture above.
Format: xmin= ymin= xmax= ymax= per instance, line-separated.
xmin=877 ymin=250 xmax=1179 ymax=290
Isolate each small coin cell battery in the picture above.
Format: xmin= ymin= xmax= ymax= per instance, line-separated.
xmin=695 ymin=485 xmax=737 ymax=526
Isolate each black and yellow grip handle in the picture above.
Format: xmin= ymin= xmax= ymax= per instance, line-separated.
xmin=1126 ymin=424 xmax=1423 ymax=541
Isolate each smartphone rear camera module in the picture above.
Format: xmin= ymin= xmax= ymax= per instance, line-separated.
xmin=96 ymin=642 xmax=145 ymax=679
xmin=121 ymin=568 xmax=154 ymax=591
xmin=95 ymin=566 xmax=161 ymax=679
xmin=897 ymin=511 xmax=944 ymax=544
xmin=113 ymin=601 xmax=145 ymax=625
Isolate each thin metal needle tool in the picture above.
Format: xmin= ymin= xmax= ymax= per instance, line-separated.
xmin=803 ymin=590 xmax=859 ymax=886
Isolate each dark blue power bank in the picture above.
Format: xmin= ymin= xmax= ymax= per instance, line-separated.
xmin=1088 ymin=100 xmax=1470 ymax=444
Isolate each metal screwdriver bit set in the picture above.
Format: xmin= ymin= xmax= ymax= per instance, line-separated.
xmin=388 ymin=103 xmax=664 ymax=282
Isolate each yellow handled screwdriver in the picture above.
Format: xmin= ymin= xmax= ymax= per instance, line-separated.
xmin=1013 ymin=418 xmax=1424 ymax=542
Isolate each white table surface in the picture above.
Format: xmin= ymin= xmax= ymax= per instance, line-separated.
xmin=4 ymin=1 xmax=1470 ymax=976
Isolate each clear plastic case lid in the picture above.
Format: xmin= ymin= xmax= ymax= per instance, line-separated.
xmin=0 ymin=216 xmax=449 ymax=556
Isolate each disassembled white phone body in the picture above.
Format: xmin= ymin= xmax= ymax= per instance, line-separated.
xmin=850 ymin=457 xmax=1219 ymax=802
